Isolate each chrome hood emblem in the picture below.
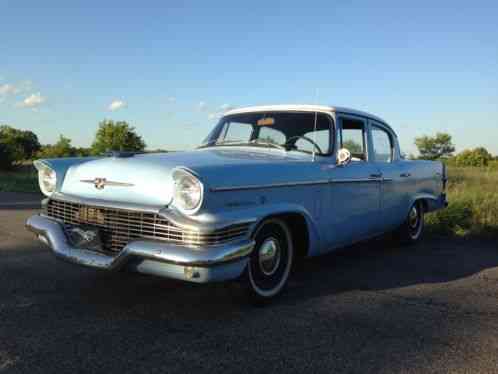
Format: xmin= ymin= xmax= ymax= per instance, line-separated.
xmin=80 ymin=178 xmax=134 ymax=190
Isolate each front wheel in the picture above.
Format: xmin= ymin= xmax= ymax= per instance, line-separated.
xmin=239 ymin=218 xmax=294 ymax=304
xmin=396 ymin=201 xmax=425 ymax=244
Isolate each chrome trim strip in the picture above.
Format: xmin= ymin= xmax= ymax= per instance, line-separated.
xmin=210 ymin=180 xmax=330 ymax=192
xmin=211 ymin=176 xmax=392 ymax=191
xmin=26 ymin=214 xmax=255 ymax=270
xmin=158 ymin=208 xmax=257 ymax=234
xmin=330 ymin=178 xmax=381 ymax=184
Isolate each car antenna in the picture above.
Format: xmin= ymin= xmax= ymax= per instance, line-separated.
xmin=312 ymin=89 xmax=319 ymax=162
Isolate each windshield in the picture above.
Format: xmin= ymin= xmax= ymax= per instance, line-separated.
xmin=202 ymin=111 xmax=334 ymax=155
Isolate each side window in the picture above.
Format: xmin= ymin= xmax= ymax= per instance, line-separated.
xmin=340 ymin=118 xmax=367 ymax=161
xmin=218 ymin=122 xmax=253 ymax=143
xmin=258 ymin=127 xmax=286 ymax=145
xmin=371 ymin=125 xmax=393 ymax=162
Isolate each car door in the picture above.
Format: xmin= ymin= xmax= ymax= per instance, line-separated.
xmin=326 ymin=115 xmax=382 ymax=248
xmin=369 ymin=121 xmax=409 ymax=232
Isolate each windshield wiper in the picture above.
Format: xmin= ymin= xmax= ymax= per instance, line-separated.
xmin=198 ymin=140 xmax=249 ymax=148
xmin=199 ymin=139 xmax=287 ymax=151
xmin=249 ymin=140 xmax=287 ymax=151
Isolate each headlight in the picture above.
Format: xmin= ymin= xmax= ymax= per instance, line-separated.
xmin=34 ymin=161 xmax=57 ymax=196
xmin=172 ymin=169 xmax=203 ymax=213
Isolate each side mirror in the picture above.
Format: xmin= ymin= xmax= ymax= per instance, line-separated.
xmin=337 ymin=148 xmax=352 ymax=166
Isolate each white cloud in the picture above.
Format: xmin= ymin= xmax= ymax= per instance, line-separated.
xmin=0 ymin=84 xmax=18 ymax=96
xmin=208 ymin=113 xmax=219 ymax=120
xmin=167 ymin=96 xmax=176 ymax=103
xmin=1 ymin=81 xmax=35 ymax=104
xmin=108 ymin=99 xmax=126 ymax=111
xmin=18 ymin=92 xmax=46 ymax=108
xmin=198 ymin=101 xmax=207 ymax=110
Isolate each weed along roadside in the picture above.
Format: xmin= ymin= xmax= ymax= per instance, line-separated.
xmin=426 ymin=167 xmax=498 ymax=238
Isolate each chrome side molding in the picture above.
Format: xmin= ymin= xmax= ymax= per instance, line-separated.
xmin=211 ymin=176 xmax=398 ymax=191
xmin=210 ymin=180 xmax=330 ymax=192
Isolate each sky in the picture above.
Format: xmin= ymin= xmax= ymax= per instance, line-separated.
xmin=1 ymin=0 xmax=497 ymax=155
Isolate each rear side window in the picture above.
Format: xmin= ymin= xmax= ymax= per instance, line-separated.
xmin=371 ymin=125 xmax=393 ymax=162
xmin=340 ymin=118 xmax=368 ymax=161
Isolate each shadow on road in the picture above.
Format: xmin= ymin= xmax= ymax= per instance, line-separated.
xmin=80 ymin=236 xmax=498 ymax=309
xmin=3 ymin=234 xmax=498 ymax=372
xmin=285 ymin=236 xmax=498 ymax=302
xmin=6 ymin=235 xmax=497 ymax=314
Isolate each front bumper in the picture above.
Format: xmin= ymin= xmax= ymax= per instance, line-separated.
xmin=26 ymin=214 xmax=254 ymax=283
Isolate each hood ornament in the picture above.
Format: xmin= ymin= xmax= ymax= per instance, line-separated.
xmin=80 ymin=178 xmax=134 ymax=190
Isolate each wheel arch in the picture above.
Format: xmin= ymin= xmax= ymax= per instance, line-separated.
xmin=408 ymin=194 xmax=438 ymax=216
xmin=249 ymin=209 xmax=318 ymax=260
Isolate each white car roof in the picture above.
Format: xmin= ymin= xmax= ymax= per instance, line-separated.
xmin=224 ymin=104 xmax=388 ymax=126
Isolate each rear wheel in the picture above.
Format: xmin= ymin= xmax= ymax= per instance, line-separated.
xmin=238 ymin=218 xmax=293 ymax=304
xmin=396 ymin=201 xmax=425 ymax=244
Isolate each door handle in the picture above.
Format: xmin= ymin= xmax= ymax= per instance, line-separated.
xmin=400 ymin=173 xmax=411 ymax=178
xmin=369 ymin=173 xmax=383 ymax=179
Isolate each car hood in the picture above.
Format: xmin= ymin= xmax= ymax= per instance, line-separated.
xmin=60 ymin=147 xmax=313 ymax=206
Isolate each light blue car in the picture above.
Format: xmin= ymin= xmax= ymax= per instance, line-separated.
xmin=26 ymin=105 xmax=448 ymax=302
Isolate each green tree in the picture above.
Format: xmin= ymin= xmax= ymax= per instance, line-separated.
xmin=91 ymin=120 xmax=146 ymax=155
xmin=455 ymin=147 xmax=494 ymax=167
xmin=443 ymin=156 xmax=458 ymax=167
xmin=343 ymin=140 xmax=363 ymax=154
xmin=0 ymin=125 xmax=41 ymax=163
xmin=37 ymin=135 xmax=76 ymax=158
xmin=415 ymin=132 xmax=455 ymax=160
xmin=73 ymin=147 xmax=92 ymax=157
xmin=0 ymin=142 xmax=15 ymax=170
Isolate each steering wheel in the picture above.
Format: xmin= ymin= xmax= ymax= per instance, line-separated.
xmin=285 ymin=136 xmax=323 ymax=154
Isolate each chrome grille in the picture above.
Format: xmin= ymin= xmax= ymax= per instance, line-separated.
xmin=45 ymin=199 xmax=250 ymax=253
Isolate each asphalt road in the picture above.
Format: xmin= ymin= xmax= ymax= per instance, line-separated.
xmin=1 ymin=194 xmax=498 ymax=373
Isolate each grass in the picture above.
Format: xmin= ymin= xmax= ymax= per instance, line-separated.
xmin=426 ymin=166 xmax=498 ymax=238
xmin=0 ymin=166 xmax=39 ymax=193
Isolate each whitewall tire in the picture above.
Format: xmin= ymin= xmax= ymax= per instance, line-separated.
xmin=396 ymin=201 xmax=425 ymax=244
xmin=240 ymin=218 xmax=293 ymax=304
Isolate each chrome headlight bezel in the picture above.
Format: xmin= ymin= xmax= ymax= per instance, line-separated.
xmin=34 ymin=160 xmax=57 ymax=197
xmin=172 ymin=168 xmax=204 ymax=215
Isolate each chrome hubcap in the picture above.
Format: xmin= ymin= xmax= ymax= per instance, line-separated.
xmin=409 ymin=206 xmax=419 ymax=229
xmin=258 ymin=237 xmax=281 ymax=276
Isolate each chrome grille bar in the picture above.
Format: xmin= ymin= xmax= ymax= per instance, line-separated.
xmin=46 ymin=199 xmax=250 ymax=253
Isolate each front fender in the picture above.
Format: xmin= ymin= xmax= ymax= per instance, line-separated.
xmin=160 ymin=202 xmax=322 ymax=257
